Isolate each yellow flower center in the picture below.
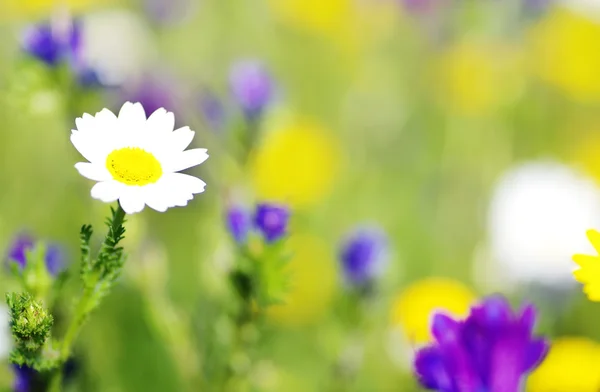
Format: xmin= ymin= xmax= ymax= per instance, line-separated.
xmin=106 ymin=147 xmax=162 ymax=186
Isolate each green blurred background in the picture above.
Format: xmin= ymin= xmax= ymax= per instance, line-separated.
xmin=1 ymin=0 xmax=600 ymax=390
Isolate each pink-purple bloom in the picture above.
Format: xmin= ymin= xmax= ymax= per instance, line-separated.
xmin=229 ymin=60 xmax=274 ymax=118
xmin=414 ymin=295 xmax=549 ymax=392
xmin=7 ymin=233 xmax=65 ymax=276
xmin=339 ymin=227 xmax=388 ymax=287
xmin=254 ymin=203 xmax=289 ymax=243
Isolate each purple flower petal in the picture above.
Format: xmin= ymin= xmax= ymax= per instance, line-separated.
xmin=414 ymin=346 xmax=455 ymax=391
xmin=522 ymin=338 xmax=549 ymax=373
xmin=469 ymin=295 xmax=513 ymax=332
xmin=226 ymin=206 xmax=252 ymax=244
xmin=339 ymin=226 xmax=388 ymax=286
xmin=253 ymin=203 xmax=289 ymax=243
xmin=517 ymin=304 xmax=537 ymax=335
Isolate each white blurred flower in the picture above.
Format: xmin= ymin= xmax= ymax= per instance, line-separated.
xmin=80 ymin=9 xmax=156 ymax=87
xmin=487 ymin=161 xmax=600 ymax=287
xmin=0 ymin=305 xmax=11 ymax=359
xmin=559 ymin=0 xmax=600 ymax=19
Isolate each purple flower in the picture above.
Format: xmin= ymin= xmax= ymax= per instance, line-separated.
xmin=144 ymin=0 xmax=197 ymax=25
xmin=21 ymin=20 xmax=80 ymax=66
xmin=198 ymin=90 xmax=226 ymax=132
xmin=7 ymin=233 xmax=66 ymax=276
xmin=339 ymin=227 xmax=388 ymax=287
xmin=414 ymin=295 xmax=549 ymax=392
xmin=21 ymin=18 xmax=101 ymax=87
xmin=13 ymin=365 xmax=34 ymax=392
xmin=119 ymin=73 xmax=180 ymax=119
xmin=254 ymin=203 xmax=289 ymax=243
xmin=229 ymin=60 xmax=274 ymax=118
xmin=226 ymin=206 xmax=252 ymax=244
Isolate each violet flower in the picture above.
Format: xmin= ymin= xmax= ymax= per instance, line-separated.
xmin=226 ymin=206 xmax=252 ymax=244
xmin=229 ymin=60 xmax=274 ymax=119
xmin=254 ymin=203 xmax=289 ymax=243
xmin=339 ymin=227 xmax=388 ymax=287
xmin=7 ymin=233 xmax=66 ymax=276
xmin=414 ymin=295 xmax=549 ymax=392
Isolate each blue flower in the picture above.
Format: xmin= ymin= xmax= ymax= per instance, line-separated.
xmin=7 ymin=233 xmax=66 ymax=276
xmin=414 ymin=295 xmax=549 ymax=392
xmin=13 ymin=365 xmax=34 ymax=392
xmin=21 ymin=19 xmax=101 ymax=87
xmin=226 ymin=206 xmax=252 ymax=244
xmin=254 ymin=203 xmax=289 ymax=243
xmin=229 ymin=60 xmax=274 ymax=118
xmin=339 ymin=227 xmax=388 ymax=287
xmin=21 ymin=19 xmax=81 ymax=67
xmin=198 ymin=89 xmax=226 ymax=132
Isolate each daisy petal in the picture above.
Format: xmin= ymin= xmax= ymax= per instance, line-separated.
xmin=143 ymin=183 xmax=171 ymax=212
xmin=168 ymin=173 xmax=207 ymax=194
xmin=71 ymin=131 xmax=100 ymax=163
xmin=91 ymin=181 xmax=123 ymax=202
xmin=119 ymin=187 xmax=146 ymax=214
xmin=75 ymin=113 xmax=96 ymax=134
xmin=167 ymin=149 xmax=209 ymax=172
xmin=119 ymin=102 xmax=147 ymax=128
xmin=75 ymin=162 xmax=111 ymax=181
xmin=147 ymin=108 xmax=175 ymax=135
xmin=170 ymin=126 xmax=195 ymax=152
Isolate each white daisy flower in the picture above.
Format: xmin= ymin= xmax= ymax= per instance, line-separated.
xmin=0 ymin=305 xmax=11 ymax=359
xmin=72 ymin=102 xmax=209 ymax=214
xmin=486 ymin=161 xmax=600 ymax=287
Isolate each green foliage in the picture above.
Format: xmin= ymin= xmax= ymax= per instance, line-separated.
xmin=5 ymin=292 xmax=55 ymax=370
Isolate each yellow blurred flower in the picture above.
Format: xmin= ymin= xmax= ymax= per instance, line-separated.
xmin=571 ymin=130 xmax=600 ymax=183
xmin=250 ymin=120 xmax=342 ymax=208
xmin=435 ymin=41 xmax=524 ymax=116
xmin=391 ymin=277 xmax=477 ymax=345
xmin=529 ymin=7 xmax=600 ymax=102
xmin=0 ymin=0 xmax=108 ymax=20
xmin=266 ymin=235 xmax=337 ymax=326
xmin=267 ymin=0 xmax=352 ymax=34
xmin=573 ymin=230 xmax=600 ymax=301
xmin=266 ymin=0 xmax=398 ymax=72
xmin=527 ymin=337 xmax=600 ymax=391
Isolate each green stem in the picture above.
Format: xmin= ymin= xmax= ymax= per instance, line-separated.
xmin=48 ymin=205 xmax=126 ymax=391
xmin=48 ymin=368 xmax=63 ymax=392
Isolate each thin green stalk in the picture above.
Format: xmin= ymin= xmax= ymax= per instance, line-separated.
xmin=48 ymin=205 xmax=126 ymax=391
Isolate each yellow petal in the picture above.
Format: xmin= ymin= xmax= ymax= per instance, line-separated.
xmin=572 ymin=254 xmax=600 ymax=269
xmin=587 ymin=229 xmax=600 ymax=254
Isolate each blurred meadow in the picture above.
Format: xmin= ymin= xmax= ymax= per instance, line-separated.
xmin=2 ymin=0 xmax=600 ymax=391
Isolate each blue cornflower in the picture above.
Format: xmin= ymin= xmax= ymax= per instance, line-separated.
xmin=21 ymin=20 xmax=78 ymax=66
xmin=13 ymin=365 xmax=34 ymax=392
xmin=414 ymin=295 xmax=549 ymax=392
xmin=229 ymin=60 xmax=274 ymax=118
xmin=254 ymin=203 xmax=289 ymax=243
xmin=226 ymin=206 xmax=252 ymax=244
xmin=7 ymin=233 xmax=66 ymax=276
xmin=21 ymin=19 xmax=100 ymax=87
xmin=339 ymin=227 xmax=388 ymax=287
